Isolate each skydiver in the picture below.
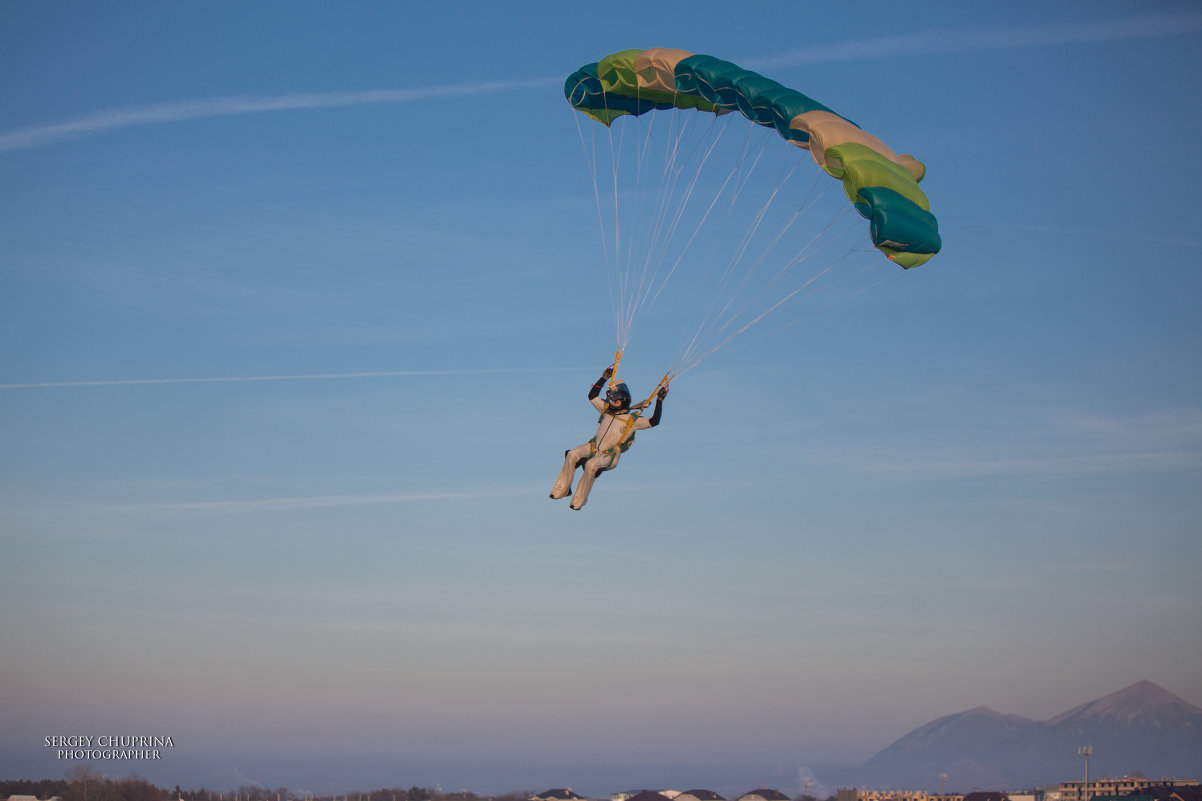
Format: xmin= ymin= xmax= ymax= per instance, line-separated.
xmin=550 ymin=364 xmax=668 ymax=510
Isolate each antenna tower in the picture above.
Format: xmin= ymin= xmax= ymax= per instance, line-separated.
xmin=1078 ymin=745 xmax=1093 ymax=801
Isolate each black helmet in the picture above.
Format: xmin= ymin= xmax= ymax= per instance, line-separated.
xmin=605 ymin=382 xmax=631 ymax=411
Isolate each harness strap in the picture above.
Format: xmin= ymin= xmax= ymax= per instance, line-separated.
xmin=586 ymin=436 xmax=621 ymax=466
xmin=591 ymin=415 xmax=637 ymax=456
xmin=618 ymin=372 xmax=672 ymax=444
xmin=591 ymin=371 xmax=672 ymax=459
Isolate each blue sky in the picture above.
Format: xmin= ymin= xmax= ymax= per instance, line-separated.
xmin=2 ymin=0 xmax=1201 ymax=795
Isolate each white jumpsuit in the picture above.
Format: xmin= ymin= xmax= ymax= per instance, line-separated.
xmin=550 ymin=396 xmax=655 ymax=510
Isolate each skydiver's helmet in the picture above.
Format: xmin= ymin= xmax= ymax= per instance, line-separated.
xmin=605 ymin=382 xmax=632 ymax=413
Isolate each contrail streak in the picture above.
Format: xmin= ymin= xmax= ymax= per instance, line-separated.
xmin=96 ymin=485 xmax=539 ymax=515
xmin=0 ymin=366 xmax=576 ymax=390
xmin=3 ymin=13 xmax=1198 ymax=153
xmin=744 ymin=11 xmax=1202 ymax=69
xmin=0 ymin=77 xmax=559 ymax=152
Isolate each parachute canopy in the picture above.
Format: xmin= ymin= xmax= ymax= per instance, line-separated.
xmin=565 ymin=47 xmax=941 ymax=269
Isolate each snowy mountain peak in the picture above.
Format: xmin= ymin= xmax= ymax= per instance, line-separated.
xmin=838 ymin=680 xmax=1202 ymax=791
xmin=1047 ymin=679 xmax=1202 ymax=725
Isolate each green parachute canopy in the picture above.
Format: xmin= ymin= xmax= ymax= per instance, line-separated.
xmin=565 ymin=47 xmax=941 ymax=268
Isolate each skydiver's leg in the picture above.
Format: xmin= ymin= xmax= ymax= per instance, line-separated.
xmin=569 ymin=452 xmax=618 ymax=510
xmin=550 ymin=443 xmax=593 ymax=500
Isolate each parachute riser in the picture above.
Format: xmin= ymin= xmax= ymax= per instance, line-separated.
xmin=609 ymin=346 xmax=625 ymax=391
xmin=617 ymin=371 xmax=672 ymax=447
xmin=640 ymin=372 xmax=672 ymax=409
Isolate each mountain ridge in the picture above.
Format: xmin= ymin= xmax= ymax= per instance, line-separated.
xmin=1047 ymin=679 xmax=1202 ymax=726
xmin=824 ymin=680 xmax=1202 ymax=792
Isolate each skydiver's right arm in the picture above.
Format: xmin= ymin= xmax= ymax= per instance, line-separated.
xmin=588 ymin=365 xmax=615 ymax=401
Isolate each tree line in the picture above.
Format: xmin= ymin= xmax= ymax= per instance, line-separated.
xmin=1 ymin=767 xmax=535 ymax=801
xmin=1 ymin=769 xmax=836 ymax=801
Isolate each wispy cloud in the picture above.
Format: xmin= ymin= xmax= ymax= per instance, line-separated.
xmin=0 ymin=477 xmax=731 ymax=526
xmin=0 ymin=366 xmax=575 ymax=390
xmin=826 ymin=405 xmax=1202 ymax=479
xmin=0 ymin=77 xmax=559 ymax=152
xmin=96 ymin=485 xmax=537 ymax=515
xmin=857 ymin=449 xmax=1202 ymax=478
xmin=3 ymin=13 xmax=1198 ymax=153
xmin=745 ymin=11 xmax=1202 ymax=69
xmin=0 ymin=484 xmax=540 ymax=530
xmin=950 ymin=220 xmax=1202 ymax=249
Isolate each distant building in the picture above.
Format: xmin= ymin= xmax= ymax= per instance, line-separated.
xmin=533 ymin=792 xmax=586 ymax=801
xmin=737 ymin=790 xmax=790 ymax=801
xmin=858 ymin=792 xmax=931 ymax=801
xmin=675 ymin=792 xmax=724 ymax=801
xmin=1059 ymin=779 xmax=1199 ymax=801
xmin=1093 ymin=786 xmax=1202 ymax=801
xmin=613 ymin=792 xmax=676 ymax=801
xmin=1135 ymin=785 xmax=1202 ymax=801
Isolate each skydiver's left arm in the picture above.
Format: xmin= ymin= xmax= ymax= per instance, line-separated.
xmin=647 ymin=385 xmax=668 ymax=427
